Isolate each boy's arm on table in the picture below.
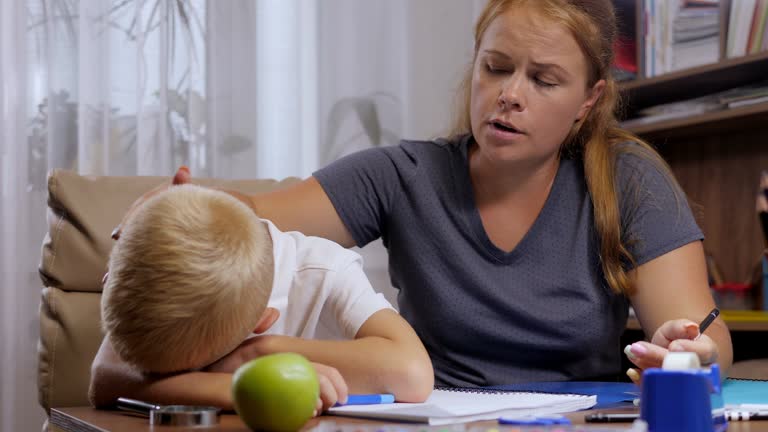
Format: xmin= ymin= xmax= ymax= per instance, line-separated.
xmin=88 ymin=336 xmax=347 ymax=410
xmin=628 ymin=241 xmax=733 ymax=375
xmin=222 ymin=309 xmax=434 ymax=403
xmin=88 ymin=336 xmax=233 ymax=408
xmin=218 ymin=179 xmax=435 ymax=401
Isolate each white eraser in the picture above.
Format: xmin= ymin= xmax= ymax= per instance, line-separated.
xmin=662 ymin=352 xmax=701 ymax=370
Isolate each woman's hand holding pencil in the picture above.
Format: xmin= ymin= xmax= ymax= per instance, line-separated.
xmin=624 ymin=308 xmax=720 ymax=385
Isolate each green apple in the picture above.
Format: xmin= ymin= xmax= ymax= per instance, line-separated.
xmin=232 ymin=353 xmax=320 ymax=432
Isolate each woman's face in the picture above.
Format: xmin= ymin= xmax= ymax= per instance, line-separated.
xmin=469 ymin=6 xmax=604 ymax=167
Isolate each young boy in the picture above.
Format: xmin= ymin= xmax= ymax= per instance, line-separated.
xmin=91 ymin=183 xmax=433 ymax=410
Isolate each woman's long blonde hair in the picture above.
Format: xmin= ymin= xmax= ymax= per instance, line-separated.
xmin=452 ymin=0 xmax=679 ymax=296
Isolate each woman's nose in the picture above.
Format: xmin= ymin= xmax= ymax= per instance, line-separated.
xmin=497 ymin=76 xmax=525 ymax=111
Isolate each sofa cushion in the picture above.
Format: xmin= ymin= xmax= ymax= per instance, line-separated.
xmin=38 ymin=169 xmax=299 ymax=412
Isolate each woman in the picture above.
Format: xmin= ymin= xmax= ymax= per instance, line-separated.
xmin=107 ymin=0 xmax=731 ymax=398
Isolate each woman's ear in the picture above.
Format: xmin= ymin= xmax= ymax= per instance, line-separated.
xmin=253 ymin=307 xmax=280 ymax=334
xmin=576 ymin=79 xmax=606 ymax=121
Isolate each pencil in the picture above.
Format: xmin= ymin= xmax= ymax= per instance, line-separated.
xmin=695 ymin=307 xmax=719 ymax=340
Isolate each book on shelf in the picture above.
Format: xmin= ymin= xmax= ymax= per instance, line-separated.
xmin=717 ymin=80 xmax=768 ymax=107
xmin=727 ymin=0 xmax=768 ymax=58
xmin=621 ymin=93 xmax=723 ymax=127
xmin=748 ymin=0 xmax=768 ymax=54
xmin=727 ymin=94 xmax=768 ymax=108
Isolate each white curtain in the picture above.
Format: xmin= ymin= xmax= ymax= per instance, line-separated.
xmin=0 ymin=1 xmax=479 ymax=430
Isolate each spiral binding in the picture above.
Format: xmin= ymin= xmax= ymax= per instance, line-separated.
xmin=433 ymin=385 xmax=591 ymax=398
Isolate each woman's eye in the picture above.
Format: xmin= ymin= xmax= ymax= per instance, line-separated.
xmin=534 ymin=77 xmax=557 ymax=88
xmin=485 ymin=64 xmax=507 ymax=74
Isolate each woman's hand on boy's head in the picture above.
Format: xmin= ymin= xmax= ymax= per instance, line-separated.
xmin=110 ymin=165 xmax=191 ymax=241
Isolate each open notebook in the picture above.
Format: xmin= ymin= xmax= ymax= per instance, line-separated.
xmin=328 ymin=388 xmax=597 ymax=425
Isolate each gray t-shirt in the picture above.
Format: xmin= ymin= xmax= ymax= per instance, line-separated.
xmin=314 ymin=134 xmax=703 ymax=387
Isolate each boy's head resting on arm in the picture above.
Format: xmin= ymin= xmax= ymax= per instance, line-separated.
xmin=102 ymin=184 xmax=274 ymax=373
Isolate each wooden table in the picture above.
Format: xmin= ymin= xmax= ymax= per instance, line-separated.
xmin=50 ymin=406 xmax=768 ymax=431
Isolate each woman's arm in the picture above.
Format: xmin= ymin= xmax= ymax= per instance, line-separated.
xmin=113 ymin=169 xmax=355 ymax=248
xmin=246 ymin=177 xmax=356 ymax=247
xmin=627 ymin=241 xmax=733 ymax=374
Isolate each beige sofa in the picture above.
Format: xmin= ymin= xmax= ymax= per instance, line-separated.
xmin=37 ymin=169 xmax=299 ymax=415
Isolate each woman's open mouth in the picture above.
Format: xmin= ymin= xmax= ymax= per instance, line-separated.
xmin=490 ymin=120 xmax=525 ymax=135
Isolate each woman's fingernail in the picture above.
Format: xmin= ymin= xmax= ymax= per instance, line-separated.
xmin=624 ymin=344 xmax=637 ymax=361
xmin=110 ymin=226 xmax=120 ymax=240
xmin=684 ymin=323 xmax=699 ymax=338
xmin=627 ymin=368 xmax=641 ymax=382
xmin=669 ymin=342 xmax=685 ymax=352
xmin=631 ymin=343 xmax=648 ymax=356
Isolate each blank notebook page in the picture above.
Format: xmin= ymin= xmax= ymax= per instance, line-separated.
xmin=328 ymin=388 xmax=596 ymax=424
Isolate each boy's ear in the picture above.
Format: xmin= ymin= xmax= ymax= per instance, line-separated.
xmin=253 ymin=307 xmax=279 ymax=334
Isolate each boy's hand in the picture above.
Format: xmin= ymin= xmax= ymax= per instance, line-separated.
xmin=204 ymin=345 xmax=347 ymax=415
xmin=203 ymin=340 xmax=347 ymax=413
xmin=312 ymin=362 xmax=348 ymax=414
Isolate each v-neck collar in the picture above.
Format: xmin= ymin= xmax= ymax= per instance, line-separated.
xmin=453 ymin=135 xmax=566 ymax=264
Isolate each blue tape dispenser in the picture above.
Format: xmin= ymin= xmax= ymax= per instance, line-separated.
xmin=640 ymin=352 xmax=726 ymax=432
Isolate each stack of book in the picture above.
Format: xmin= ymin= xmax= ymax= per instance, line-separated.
xmin=643 ymin=0 xmax=720 ymax=77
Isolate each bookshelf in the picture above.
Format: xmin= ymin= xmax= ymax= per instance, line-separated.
xmin=623 ymin=99 xmax=768 ymax=136
xmin=615 ymin=1 xmax=768 ymax=290
xmin=621 ymin=50 xmax=768 ymax=114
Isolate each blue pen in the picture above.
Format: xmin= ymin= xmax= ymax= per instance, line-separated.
xmin=498 ymin=415 xmax=571 ymax=425
xmin=335 ymin=393 xmax=395 ymax=406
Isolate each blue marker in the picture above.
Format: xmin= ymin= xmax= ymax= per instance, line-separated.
xmin=498 ymin=415 xmax=571 ymax=426
xmin=335 ymin=394 xmax=395 ymax=406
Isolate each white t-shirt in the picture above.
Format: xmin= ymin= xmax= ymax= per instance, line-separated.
xmin=261 ymin=220 xmax=394 ymax=340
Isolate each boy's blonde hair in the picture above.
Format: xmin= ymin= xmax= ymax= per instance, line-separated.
xmin=102 ymin=184 xmax=274 ymax=373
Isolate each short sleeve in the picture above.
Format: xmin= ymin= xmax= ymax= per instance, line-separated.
xmin=313 ymin=146 xmax=417 ymax=247
xmin=319 ymin=254 xmax=395 ymax=338
xmin=616 ymin=145 xmax=704 ymax=267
